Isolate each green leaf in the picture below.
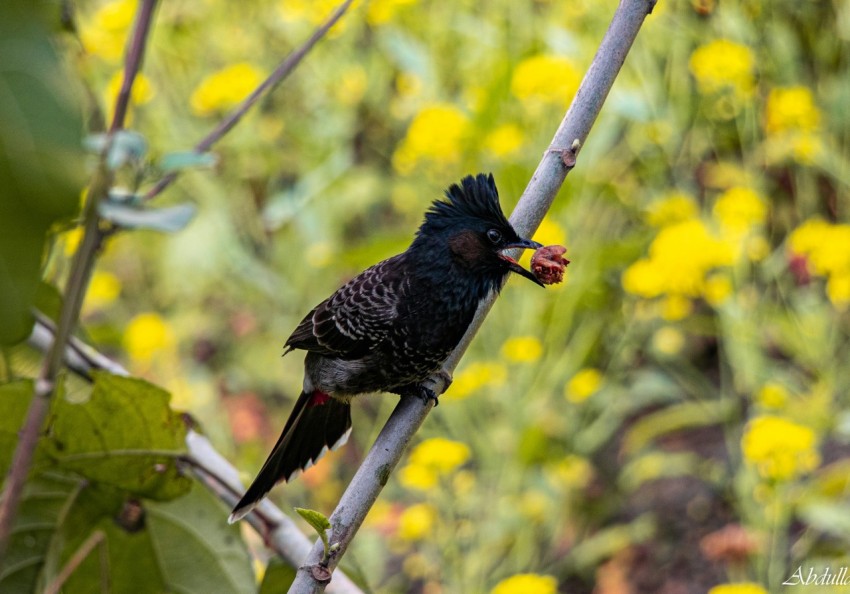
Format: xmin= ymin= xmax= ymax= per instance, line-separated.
xmin=295 ymin=506 xmax=331 ymax=533
xmin=260 ymin=558 xmax=297 ymax=594
xmin=569 ymin=515 xmax=656 ymax=570
xmin=295 ymin=507 xmax=331 ymax=557
xmin=159 ymin=151 xmax=218 ymax=172
xmin=146 ymin=484 xmax=255 ymax=594
xmin=98 ymin=201 xmax=197 ymax=233
xmin=0 ymin=380 xmax=35 ymax=476
xmin=621 ymin=399 xmax=738 ymax=455
xmin=0 ymin=3 xmax=84 ymax=345
xmin=0 ymin=473 xmax=86 ymax=593
xmin=46 ymin=371 xmax=191 ymax=500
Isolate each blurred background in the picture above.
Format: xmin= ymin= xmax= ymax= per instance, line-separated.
xmin=44 ymin=0 xmax=850 ymax=591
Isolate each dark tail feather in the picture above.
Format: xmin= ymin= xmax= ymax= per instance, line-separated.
xmin=228 ymin=391 xmax=352 ymax=523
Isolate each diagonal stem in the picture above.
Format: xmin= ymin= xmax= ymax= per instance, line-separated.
xmin=142 ymin=0 xmax=355 ymax=202
xmin=287 ymin=0 xmax=657 ymax=591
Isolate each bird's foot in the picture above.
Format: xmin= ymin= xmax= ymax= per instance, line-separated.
xmin=414 ymin=385 xmax=440 ymax=407
xmin=415 ymin=370 xmax=454 ymax=407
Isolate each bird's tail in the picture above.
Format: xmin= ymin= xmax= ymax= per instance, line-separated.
xmin=228 ymin=390 xmax=352 ymax=523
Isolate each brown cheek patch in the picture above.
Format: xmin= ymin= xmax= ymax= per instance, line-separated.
xmin=448 ymin=230 xmax=487 ymax=267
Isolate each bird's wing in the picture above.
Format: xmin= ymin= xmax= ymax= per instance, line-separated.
xmin=284 ymin=255 xmax=404 ymax=358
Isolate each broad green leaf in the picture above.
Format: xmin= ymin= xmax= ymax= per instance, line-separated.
xmin=0 ymin=472 xmax=85 ymax=593
xmin=55 ymin=486 xmax=166 ymax=594
xmin=159 ymin=150 xmax=218 ymax=172
xmin=0 ymin=380 xmax=35 ymax=475
xmin=260 ymin=558 xmax=297 ymax=594
xmin=46 ymin=371 xmax=191 ymax=500
xmin=98 ymin=201 xmax=197 ymax=233
xmin=0 ymin=2 xmax=84 ymax=345
xmin=147 ymin=484 xmax=255 ymax=594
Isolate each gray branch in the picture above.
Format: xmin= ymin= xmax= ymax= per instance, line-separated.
xmin=26 ymin=316 xmax=364 ymax=594
xmin=288 ymin=0 xmax=657 ymax=591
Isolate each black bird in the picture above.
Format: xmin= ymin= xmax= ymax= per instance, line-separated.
xmin=229 ymin=173 xmax=543 ymax=523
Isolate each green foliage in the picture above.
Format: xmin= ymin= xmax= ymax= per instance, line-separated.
xmin=0 ymin=1 xmax=84 ymax=344
xmin=46 ymin=372 xmax=191 ymax=500
xmin=295 ymin=506 xmax=332 ymax=560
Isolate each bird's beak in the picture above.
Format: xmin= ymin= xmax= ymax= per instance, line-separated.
xmin=499 ymin=238 xmax=545 ymax=287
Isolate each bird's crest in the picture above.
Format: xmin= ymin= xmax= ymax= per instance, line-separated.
xmin=418 ymin=173 xmax=511 ymax=237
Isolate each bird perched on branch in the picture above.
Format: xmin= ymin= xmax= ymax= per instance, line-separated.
xmin=230 ymin=173 xmax=543 ymax=523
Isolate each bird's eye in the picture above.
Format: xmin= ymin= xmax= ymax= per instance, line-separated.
xmin=486 ymin=229 xmax=502 ymax=244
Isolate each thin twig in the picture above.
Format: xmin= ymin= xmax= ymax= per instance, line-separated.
xmin=0 ymin=0 xmax=160 ymax=560
xmin=142 ymin=0 xmax=356 ymax=202
xmin=44 ymin=530 xmax=108 ymax=594
xmin=25 ymin=315 xmax=364 ymax=594
xmin=287 ymin=0 xmax=658 ymax=591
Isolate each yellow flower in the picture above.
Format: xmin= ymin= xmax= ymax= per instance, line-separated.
xmin=518 ymin=490 xmax=550 ymax=523
xmin=708 ymin=583 xmax=768 ymax=594
xmin=790 ymin=133 xmax=824 ymax=164
xmin=713 ymin=187 xmax=767 ymax=233
xmin=501 ymin=336 xmax=543 ymax=363
xmin=483 ymin=123 xmax=525 ymax=158
xmin=789 ymin=219 xmax=850 ymax=277
xmin=85 ymin=270 xmax=121 ymax=310
xmin=545 ymin=455 xmax=594 ymax=490
xmin=190 ymin=63 xmax=265 ymax=116
xmin=653 ymin=326 xmax=684 ymax=356
xmin=105 ymin=71 xmax=155 ymax=107
xmin=62 ymin=227 xmax=84 ymax=257
xmin=278 ymin=0 xmax=353 ymax=35
xmin=491 ymin=573 xmax=557 ymax=594
xmin=741 ymin=415 xmax=820 ymax=481
xmin=335 ymin=65 xmax=368 ymax=105
xmin=827 ymin=272 xmax=850 ymax=309
xmin=446 ymin=360 xmax=507 ymax=400
xmin=397 ymin=503 xmax=436 ymax=541
xmin=622 ymin=219 xmax=735 ymax=298
xmin=703 ymin=274 xmax=732 ymax=306
xmin=305 ymin=242 xmax=334 ymax=268
xmin=564 ymin=368 xmax=603 ymax=403
xmin=408 ymin=437 xmax=471 ymax=472
xmin=400 ymin=437 xmax=471 ymax=491
xmin=756 ymin=383 xmax=789 ymax=409
xmin=765 ymin=86 xmax=820 ymax=135
xmin=80 ymin=0 xmax=137 ymax=62
xmin=689 ymin=39 xmax=755 ymax=98
xmin=123 ymin=312 xmax=176 ymax=363
xmin=661 ymin=294 xmax=692 ymax=321
xmin=366 ymin=0 xmax=415 ymax=25
xmin=399 ymin=463 xmax=437 ymax=490
xmin=511 ymin=55 xmax=581 ymax=106
xmin=392 ymin=103 xmax=470 ymax=174
xmin=645 ymin=192 xmax=699 ymax=227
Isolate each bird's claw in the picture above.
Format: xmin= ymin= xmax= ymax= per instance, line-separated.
xmin=416 ymin=386 xmax=440 ymax=407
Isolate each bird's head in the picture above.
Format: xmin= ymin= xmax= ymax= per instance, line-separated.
xmin=414 ymin=173 xmax=544 ymax=286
